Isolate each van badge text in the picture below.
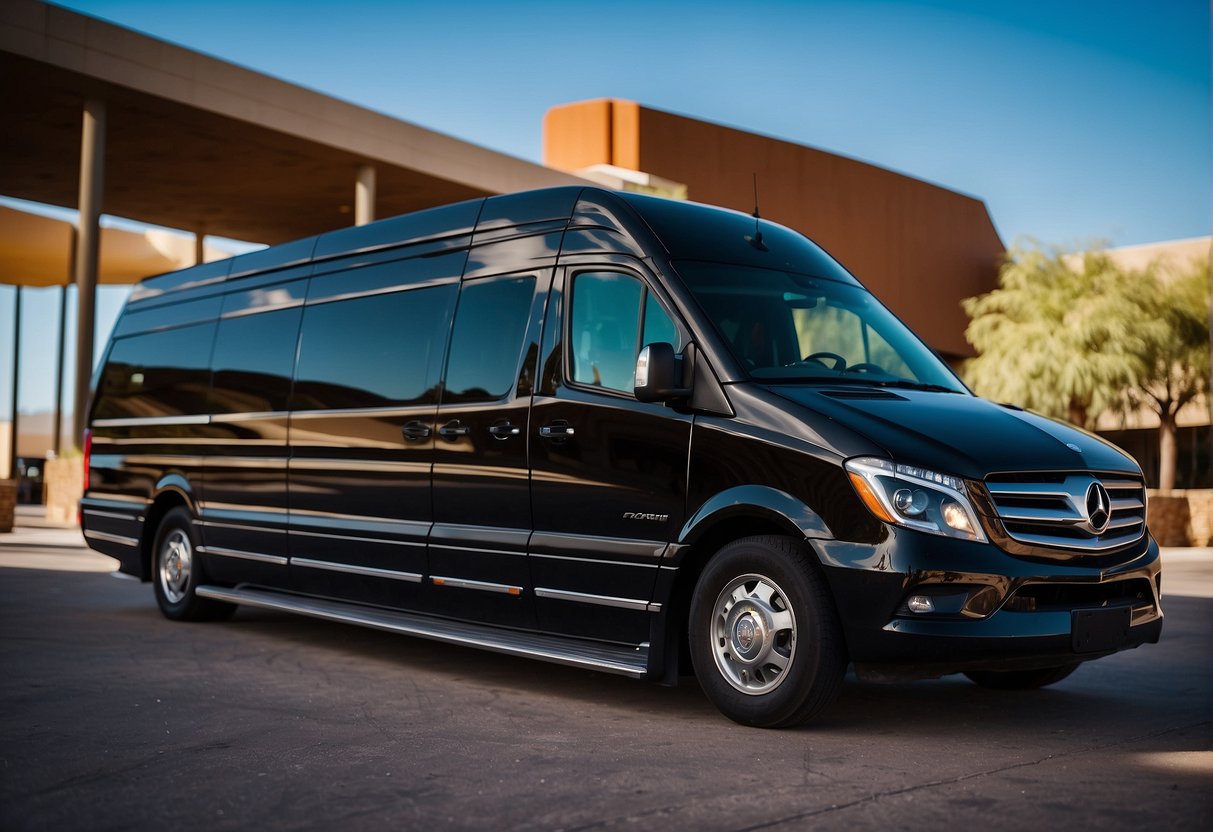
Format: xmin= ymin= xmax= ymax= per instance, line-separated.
xmin=623 ymin=511 xmax=668 ymax=522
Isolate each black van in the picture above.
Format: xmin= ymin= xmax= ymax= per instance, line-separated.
xmin=81 ymin=187 xmax=1162 ymax=727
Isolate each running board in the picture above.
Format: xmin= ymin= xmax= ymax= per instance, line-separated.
xmin=196 ymin=585 xmax=650 ymax=678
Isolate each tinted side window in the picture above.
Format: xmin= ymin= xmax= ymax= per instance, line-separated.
xmin=570 ymin=273 xmax=642 ymax=393
xmin=95 ymin=323 xmax=216 ymax=419
xmin=443 ymin=276 xmax=536 ymax=404
xmin=643 ymin=292 xmax=681 ymax=351
xmin=292 ymin=285 xmax=456 ymax=410
xmin=569 ymin=272 xmax=681 ymax=394
xmin=210 ymin=308 xmax=302 ymax=414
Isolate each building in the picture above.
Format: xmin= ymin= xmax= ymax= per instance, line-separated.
xmin=544 ymin=99 xmax=1006 ymax=362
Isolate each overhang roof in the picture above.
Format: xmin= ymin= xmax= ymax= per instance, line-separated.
xmin=0 ymin=206 xmax=235 ymax=286
xmin=0 ymin=0 xmax=589 ymax=248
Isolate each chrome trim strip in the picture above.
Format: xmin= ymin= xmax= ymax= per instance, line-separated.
xmin=291 ymin=557 xmax=422 ymax=583
xmin=205 ymin=457 xmax=289 ymax=469
xmin=530 ymin=530 xmax=667 ymax=560
xmin=430 ymin=575 xmax=523 ymax=595
xmin=289 ymin=405 xmax=439 ymax=420
xmin=82 ymin=508 xmax=138 ymax=521
xmin=305 ymin=276 xmax=461 ymax=308
xmin=996 ymin=507 xmax=1083 ymax=524
xmin=82 ymin=494 xmax=148 ymax=507
xmin=529 ymin=552 xmax=660 ymax=570
xmin=201 ymin=501 xmax=288 ymax=515
xmin=196 ymin=545 xmax=288 ymax=566
xmin=210 ymin=411 xmax=288 ymax=423
xmin=194 ymin=586 xmax=648 ymax=677
xmin=429 ymin=522 xmax=531 ymax=549
xmin=288 ymin=459 xmax=429 ymax=473
xmin=221 ymin=299 xmax=304 ymax=319
xmin=288 ymin=507 xmax=430 ymax=532
xmin=92 ymin=414 xmax=211 ymax=427
xmin=429 ymin=543 xmax=526 ymax=558
xmin=198 ymin=520 xmax=287 ymax=536
xmin=288 ymin=529 xmax=426 ymax=547
xmin=534 ymin=587 xmax=661 ymax=613
xmin=83 ymin=529 xmax=139 ymax=547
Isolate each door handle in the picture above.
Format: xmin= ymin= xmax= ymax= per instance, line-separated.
xmin=489 ymin=421 xmax=521 ymax=440
xmin=438 ymin=420 xmax=471 ymax=440
xmin=401 ymin=420 xmax=431 ymax=441
xmin=539 ymin=421 xmax=575 ymax=439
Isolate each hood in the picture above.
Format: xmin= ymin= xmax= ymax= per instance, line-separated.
xmin=767 ymin=385 xmax=1140 ymax=481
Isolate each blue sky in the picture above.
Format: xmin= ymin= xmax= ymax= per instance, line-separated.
xmin=2 ymin=0 xmax=1210 ymax=418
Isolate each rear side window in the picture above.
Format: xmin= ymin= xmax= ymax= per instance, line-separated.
xmin=569 ymin=272 xmax=680 ymax=394
xmin=210 ymin=308 xmax=302 ymax=414
xmin=443 ymin=275 xmax=536 ymax=404
xmin=94 ymin=322 xmax=216 ymax=420
xmin=292 ymin=285 xmax=456 ymax=410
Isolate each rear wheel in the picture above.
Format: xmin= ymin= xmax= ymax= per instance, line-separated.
xmin=689 ymin=535 xmax=846 ymax=728
xmin=152 ymin=506 xmax=236 ymax=621
xmin=964 ymin=663 xmax=1079 ymax=690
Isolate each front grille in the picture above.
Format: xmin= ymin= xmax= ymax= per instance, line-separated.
xmin=984 ymin=471 xmax=1147 ymax=552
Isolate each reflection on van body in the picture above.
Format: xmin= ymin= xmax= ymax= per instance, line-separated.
xmin=82 ymin=187 xmax=1162 ymax=728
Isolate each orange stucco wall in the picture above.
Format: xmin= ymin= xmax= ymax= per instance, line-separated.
xmin=544 ymin=99 xmax=1005 ymax=358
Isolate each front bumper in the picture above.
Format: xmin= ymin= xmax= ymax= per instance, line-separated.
xmin=816 ymin=528 xmax=1163 ymax=680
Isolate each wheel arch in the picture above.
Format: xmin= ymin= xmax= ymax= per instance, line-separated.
xmin=138 ymin=477 xmax=198 ymax=582
xmin=657 ymin=487 xmax=835 ymax=683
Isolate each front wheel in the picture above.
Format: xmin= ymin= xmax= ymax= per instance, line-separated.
xmin=152 ymin=506 xmax=235 ymax=621
xmin=964 ymin=664 xmax=1079 ymax=690
xmin=688 ymin=535 xmax=846 ymax=728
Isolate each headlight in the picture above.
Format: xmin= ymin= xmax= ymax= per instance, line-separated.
xmin=844 ymin=457 xmax=986 ymax=542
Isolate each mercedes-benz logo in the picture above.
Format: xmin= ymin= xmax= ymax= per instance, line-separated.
xmin=1085 ymin=482 xmax=1111 ymax=534
xmin=735 ymin=618 xmax=756 ymax=651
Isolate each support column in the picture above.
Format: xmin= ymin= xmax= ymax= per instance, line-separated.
xmin=355 ymin=164 xmax=376 ymax=226
xmin=52 ymin=281 xmax=68 ymax=458
xmin=73 ymin=99 xmax=105 ymax=449
xmin=54 ymin=228 xmax=76 ymax=459
xmin=8 ymin=287 xmax=21 ymax=481
xmin=194 ymin=228 xmax=206 ymax=265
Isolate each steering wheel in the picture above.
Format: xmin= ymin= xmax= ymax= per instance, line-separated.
xmin=803 ymin=351 xmax=847 ymax=371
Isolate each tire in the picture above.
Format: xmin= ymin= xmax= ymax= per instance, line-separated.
xmin=964 ymin=664 xmax=1079 ymax=690
xmin=688 ymin=535 xmax=846 ymax=728
xmin=151 ymin=506 xmax=236 ymax=622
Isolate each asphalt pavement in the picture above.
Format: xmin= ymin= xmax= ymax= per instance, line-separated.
xmin=1 ymin=513 xmax=1209 ymax=831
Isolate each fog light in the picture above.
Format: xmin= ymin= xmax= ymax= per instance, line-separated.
xmin=907 ymin=595 xmax=935 ymax=614
xmin=941 ymin=500 xmax=974 ymax=534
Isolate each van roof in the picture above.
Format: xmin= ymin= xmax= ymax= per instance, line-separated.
xmin=130 ymin=186 xmax=859 ymax=305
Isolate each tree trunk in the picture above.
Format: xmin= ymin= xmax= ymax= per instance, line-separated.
xmin=1157 ymin=411 xmax=1178 ymax=491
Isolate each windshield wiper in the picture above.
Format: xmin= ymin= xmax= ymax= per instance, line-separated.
xmin=793 ymin=376 xmax=963 ymax=393
xmin=867 ymin=379 xmax=963 ymax=394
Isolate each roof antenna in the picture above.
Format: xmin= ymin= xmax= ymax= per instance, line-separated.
xmin=748 ymin=173 xmax=768 ymax=251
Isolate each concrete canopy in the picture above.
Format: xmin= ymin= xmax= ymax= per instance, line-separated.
xmin=0 ymin=0 xmax=589 ymax=247
xmin=0 ymin=206 xmax=238 ymax=286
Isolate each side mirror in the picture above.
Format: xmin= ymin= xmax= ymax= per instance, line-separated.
xmin=634 ymin=342 xmax=692 ymax=403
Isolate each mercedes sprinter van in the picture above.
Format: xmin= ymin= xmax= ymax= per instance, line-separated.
xmin=82 ymin=187 xmax=1162 ymax=727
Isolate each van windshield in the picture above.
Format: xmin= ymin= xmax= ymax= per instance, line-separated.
xmin=674 ymin=261 xmax=968 ymax=392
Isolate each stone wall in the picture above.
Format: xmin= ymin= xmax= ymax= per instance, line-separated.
xmin=44 ymin=457 xmax=83 ymax=526
xmin=0 ymin=480 xmax=15 ymax=533
xmin=1147 ymin=489 xmax=1212 ymax=547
